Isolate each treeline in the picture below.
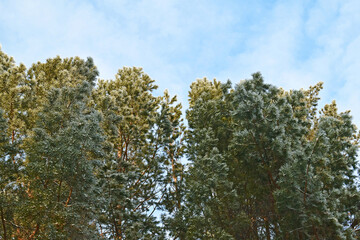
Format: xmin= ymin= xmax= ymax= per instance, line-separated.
xmin=0 ymin=48 xmax=359 ymax=239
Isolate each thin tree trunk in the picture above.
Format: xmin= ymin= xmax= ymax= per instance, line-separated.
xmin=304 ymin=137 xmax=319 ymax=205
xmin=10 ymin=102 xmax=15 ymax=164
xmin=252 ymin=217 xmax=259 ymax=240
xmin=11 ymin=131 xmax=15 ymax=164
xmin=267 ymin=174 xmax=280 ymax=237
xmin=170 ymin=150 xmax=181 ymax=209
xmin=65 ymin=188 xmax=73 ymax=207
xmin=265 ymin=217 xmax=271 ymax=240
xmin=114 ymin=218 xmax=121 ymax=240
xmin=27 ymin=223 xmax=39 ymax=240
xmin=0 ymin=207 xmax=7 ymax=240
xmin=298 ymin=231 xmax=304 ymax=240
xmin=304 ymin=162 xmax=310 ymax=204
xmin=312 ymin=225 xmax=320 ymax=240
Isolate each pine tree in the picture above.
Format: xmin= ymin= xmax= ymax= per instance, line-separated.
xmin=276 ymin=100 xmax=360 ymax=239
xmin=1 ymin=45 xmax=358 ymax=239
xmin=160 ymin=90 xmax=186 ymax=239
xmin=231 ymin=74 xmax=316 ymax=239
xmin=174 ymin=73 xmax=360 ymax=239
xmin=22 ymin=55 xmax=98 ymax=133
xmin=0 ymin=48 xmax=27 ymax=240
xmin=0 ymin=109 xmax=14 ymax=240
xmin=0 ymin=47 xmax=26 ymax=141
xmin=18 ymin=81 xmax=105 ymax=239
xmin=92 ymin=67 xmax=184 ymax=239
xmin=170 ymin=78 xmax=241 ymax=239
xmin=0 ymin=49 xmax=105 ymax=239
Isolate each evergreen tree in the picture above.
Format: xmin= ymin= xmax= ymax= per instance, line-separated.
xmin=169 ymin=78 xmax=241 ymax=239
xmin=172 ymin=73 xmax=360 ymax=239
xmin=22 ymin=55 xmax=98 ymax=133
xmin=1 ymin=46 xmax=359 ymax=239
xmin=1 ymin=48 xmax=104 ymax=239
xmin=0 ymin=109 xmax=14 ymax=240
xmin=231 ymin=73 xmax=314 ymax=239
xmin=0 ymin=48 xmax=26 ymax=240
xmin=0 ymin=47 xmax=26 ymax=141
xmin=92 ymin=67 xmax=184 ymax=239
xmin=276 ymin=100 xmax=360 ymax=239
xmin=19 ymin=81 xmax=105 ymax=239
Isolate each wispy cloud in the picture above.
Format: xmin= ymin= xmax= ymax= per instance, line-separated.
xmin=1 ymin=0 xmax=359 ymax=126
xmin=216 ymin=0 xmax=360 ymax=126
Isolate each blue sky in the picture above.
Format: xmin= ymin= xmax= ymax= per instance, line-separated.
xmin=1 ymin=0 xmax=360 ymax=127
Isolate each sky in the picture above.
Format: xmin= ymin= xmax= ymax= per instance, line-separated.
xmin=0 ymin=0 xmax=360 ymax=128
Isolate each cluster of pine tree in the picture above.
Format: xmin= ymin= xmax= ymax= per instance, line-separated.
xmin=0 ymin=47 xmax=359 ymax=239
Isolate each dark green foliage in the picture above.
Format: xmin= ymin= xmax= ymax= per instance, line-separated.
xmin=0 ymin=47 xmax=359 ymax=239
xmin=92 ymin=67 xmax=165 ymax=239
xmin=276 ymin=102 xmax=360 ymax=239
xmin=171 ymin=73 xmax=360 ymax=239
xmin=0 ymin=48 xmax=27 ymax=240
xmin=0 ymin=109 xmax=15 ymax=240
xmin=92 ymin=67 xmax=184 ymax=239
xmin=21 ymin=82 xmax=104 ymax=239
xmin=22 ymin=56 xmax=98 ymax=132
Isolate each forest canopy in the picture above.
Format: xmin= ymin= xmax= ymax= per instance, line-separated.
xmin=0 ymin=48 xmax=359 ymax=239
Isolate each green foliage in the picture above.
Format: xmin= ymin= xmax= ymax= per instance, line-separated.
xmin=0 ymin=47 xmax=359 ymax=239
xmin=0 ymin=48 xmax=27 ymax=138
xmin=276 ymin=101 xmax=360 ymax=239
xmin=0 ymin=48 xmax=26 ymax=240
xmin=172 ymin=73 xmax=360 ymax=239
xmin=0 ymin=109 xmax=15 ymax=240
xmin=92 ymin=67 xmax=184 ymax=239
xmin=22 ymin=56 xmax=98 ymax=133
xmin=21 ymin=82 xmax=104 ymax=239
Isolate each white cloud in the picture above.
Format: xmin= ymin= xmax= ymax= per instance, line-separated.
xmin=216 ymin=0 xmax=360 ymax=127
xmin=1 ymin=0 xmax=359 ymax=127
